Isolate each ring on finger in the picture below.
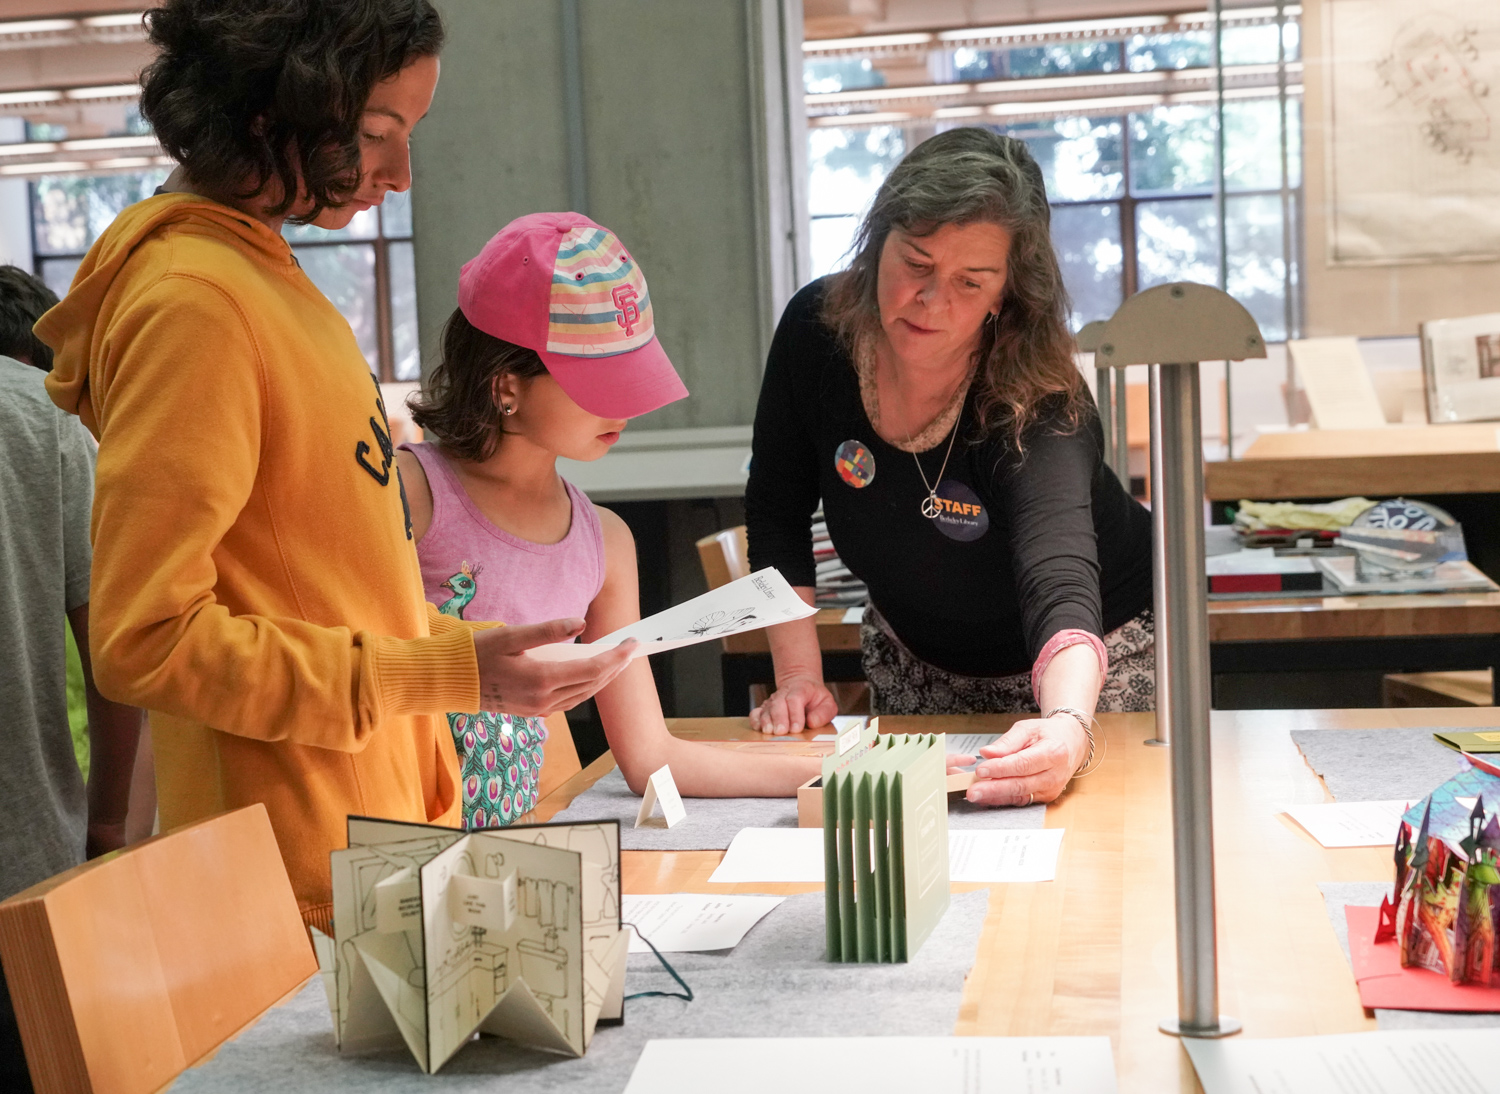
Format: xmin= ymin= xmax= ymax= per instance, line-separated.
xmin=1025 ymin=791 xmax=1034 ymax=806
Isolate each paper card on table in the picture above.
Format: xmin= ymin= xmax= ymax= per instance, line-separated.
xmin=636 ymin=764 xmax=686 ymax=829
xmin=841 ymin=606 xmax=866 ymax=624
xmin=526 ymin=568 xmax=816 ymax=662
xmin=1184 ymin=1030 xmax=1499 ymax=1094
xmin=1287 ymin=336 xmax=1387 ymax=431
xmin=711 ymin=828 xmax=827 ymax=884
xmin=1345 ymin=904 xmax=1500 ymax=1012
xmin=622 ymin=894 xmax=785 ymax=953
xmin=1282 ymin=799 xmax=1416 ymax=848
xmin=623 ymin=1036 xmax=1119 ymax=1094
xmin=814 ymin=716 xmax=867 ymax=742
xmin=948 ymin=829 xmax=1065 ymax=883
xmin=708 ymin=827 xmax=1066 ymax=885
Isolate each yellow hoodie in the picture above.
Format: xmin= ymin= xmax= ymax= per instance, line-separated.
xmin=39 ymin=193 xmax=475 ymax=930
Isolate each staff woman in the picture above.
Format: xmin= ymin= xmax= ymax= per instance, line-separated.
xmin=745 ymin=127 xmax=1154 ymax=807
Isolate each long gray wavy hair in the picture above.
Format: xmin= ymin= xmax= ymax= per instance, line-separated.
xmin=821 ymin=127 xmax=1085 ymax=448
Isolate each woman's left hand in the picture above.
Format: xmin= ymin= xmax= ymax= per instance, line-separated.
xmin=962 ymin=713 xmax=1088 ymax=807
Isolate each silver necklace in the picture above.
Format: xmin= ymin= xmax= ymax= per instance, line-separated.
xmin=908 ymin=410 xmax=960 ymax=519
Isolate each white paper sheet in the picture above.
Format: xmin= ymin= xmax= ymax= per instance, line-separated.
xmin=948 ymin=829 xmax=1066 ymax=883
xmin=709 ymin=828 xmax=826 ymax=883
xmin=1184 ymin=1030 xmax=1500 ymax=1094
xmin=708 ymin=827 xmax=1065 ymax=884
xmin=1283 ymin=799 xmax=1417 ymax=848
xmin=526 ymin=568 xmax=816 ymax=662
xmin=842 ymin=606 xmax=866 ymax=624
xmin=1205 ymin=549 xmax=1318 ymax=576
xmin=621 ymin=894 xmax=785 ymax=954
xmin=624 ymin=1036 xmax=1118 ymax=1093
xmin=1288 ymin=338 xmax=1388 ymax=430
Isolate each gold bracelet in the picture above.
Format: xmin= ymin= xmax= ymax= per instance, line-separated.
xmin=1045 ymin=705 xmax=1103 ymax=777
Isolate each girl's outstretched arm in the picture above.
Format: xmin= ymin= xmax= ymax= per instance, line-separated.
xmin=585 ymin=507 xmax=821 ymax=797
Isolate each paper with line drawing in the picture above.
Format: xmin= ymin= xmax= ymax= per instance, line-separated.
xmin=526 ymin=568 xmax=816 ymax=662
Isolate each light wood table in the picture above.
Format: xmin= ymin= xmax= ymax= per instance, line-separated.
xmin=717 ymin=597 xmax=1500 ymax=709
xmin=534 ymin=708 xmax=1500 ymax=1094
xmin=1205 ymin=423 xmax=1500 ymax=500
xmin=1206 ymin=592 xmax=1500 ymax=704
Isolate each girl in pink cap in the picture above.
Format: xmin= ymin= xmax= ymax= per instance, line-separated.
xmin=396 ymin=213 xmax=819 ymax=826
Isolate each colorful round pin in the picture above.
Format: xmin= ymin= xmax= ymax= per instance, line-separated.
xmin=834 ymin=440 xmax=876 ymax=489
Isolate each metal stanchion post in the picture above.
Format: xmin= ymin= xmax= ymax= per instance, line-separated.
xmin=1096 ymin=282 xmax=1263 ymax=1041
xmin=1077 ymin=321 xmax=1125 ymax=490
xmin=1113 ymin=368 xmax=1130 ymax=486
xmin=1097 ymin=366 xmax=1115 ymax=474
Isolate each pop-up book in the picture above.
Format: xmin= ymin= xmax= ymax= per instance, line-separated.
xmin=822 ymin=726 xmax=950 ymax=963
xmin=323 ymin=816 xmax=626 ymax=1073
xmin=1377 ymin=756 xmax=1500 ymax=986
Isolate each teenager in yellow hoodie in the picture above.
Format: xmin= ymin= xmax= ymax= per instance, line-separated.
xmin=36 ymin=0 xmax=633 ymax=931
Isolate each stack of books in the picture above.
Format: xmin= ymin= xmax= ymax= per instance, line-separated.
xmin=812 ymin=508 xmax=867 ymax=609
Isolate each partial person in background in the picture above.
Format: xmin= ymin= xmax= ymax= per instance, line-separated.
xmin=745 ymin=129 xmax=1155 ymax=808
xmin=34 ymin=0 xmax=633 ymax=931
xmin=0 ymin=265 xmax=146 ymax=1093
xmin=398 ymin=213 xmax=820 ymax=826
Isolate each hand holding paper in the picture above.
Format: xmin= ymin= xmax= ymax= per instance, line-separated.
xmin=473 ymin=618 xmax=636 ymax=714
xmin=526 ymin=569 xmax=816 ymax=662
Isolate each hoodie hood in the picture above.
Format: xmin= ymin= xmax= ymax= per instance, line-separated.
xmin=39 ymin=192 xmax=294 ymax=434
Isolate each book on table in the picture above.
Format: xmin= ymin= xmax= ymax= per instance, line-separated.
xmin=323 ymin=815 xmax=626 ymax=1074
xmin=822 ymin=725 xmax=950 ymax=963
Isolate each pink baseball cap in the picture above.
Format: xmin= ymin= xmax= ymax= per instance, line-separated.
xmin=457 ymin=212 xmax=688 ymax=419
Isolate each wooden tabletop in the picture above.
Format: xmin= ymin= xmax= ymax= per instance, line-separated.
xmin=719 ymin=596 xmax=1500 ymax=653
xmin=534 ymin=707 xmax=1500 ymax=1094
xmin=1205 ymin=423 xmax=1500 ymax=501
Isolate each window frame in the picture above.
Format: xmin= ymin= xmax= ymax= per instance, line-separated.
xmin=27 ymin=177 xmax=417 ymax=383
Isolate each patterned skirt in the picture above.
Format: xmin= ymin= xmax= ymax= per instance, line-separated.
xmin=860 ymin=605 xmax=1156 ymax=716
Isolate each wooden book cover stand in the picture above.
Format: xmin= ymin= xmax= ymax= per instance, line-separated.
xmin=0 ymin=804 xmax=317 ymax=1094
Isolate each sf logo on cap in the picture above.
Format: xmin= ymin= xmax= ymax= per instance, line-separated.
xmin=612 ymin=284 xmax=641 ymax=337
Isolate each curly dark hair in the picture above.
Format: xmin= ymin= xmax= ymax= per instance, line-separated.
xmin=409 ymin=309 xmax=548 ymax=462
xmin=0 ymin=265 xmax=61 ymax=372
xmin=140 ymin=0 xmax=444 ymax=222
xmin=821 ymin=127 xmax=1085 ymax=449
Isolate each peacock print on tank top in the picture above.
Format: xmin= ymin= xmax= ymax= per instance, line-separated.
xmin=438 ymin=561 xmax=549 ymax=828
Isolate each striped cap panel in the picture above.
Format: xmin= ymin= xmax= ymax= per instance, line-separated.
xmin=547 ymin=225 xmax=655 ymax=358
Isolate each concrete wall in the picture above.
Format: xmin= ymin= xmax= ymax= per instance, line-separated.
xmin=411 ymin=0 xmax=807 ymax=431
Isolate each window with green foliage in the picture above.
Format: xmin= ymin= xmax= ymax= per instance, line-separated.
xmin=805 ymin=20 xmax=1303 ymax=342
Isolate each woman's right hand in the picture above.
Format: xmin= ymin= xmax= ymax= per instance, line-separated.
xmin=749 ymin=674 xmax=839 ymax=735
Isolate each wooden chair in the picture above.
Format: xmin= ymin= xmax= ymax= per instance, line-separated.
xmin=694 ymin=525 xmax=870 ymax=716
xmin=537 ymin=710 xmax=582 ymax=802
xmin=695 ymin=525 xmax=750 ymax=590
xmin=0 ymin=804 xmax=316 ymax=1094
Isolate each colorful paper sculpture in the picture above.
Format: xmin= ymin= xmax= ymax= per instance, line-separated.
xmin=1378 ymin=755 xmax=1500 ymax=986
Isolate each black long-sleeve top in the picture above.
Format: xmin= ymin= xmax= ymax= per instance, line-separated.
xmin=745 ymin=279 xmax=1154 ymax=678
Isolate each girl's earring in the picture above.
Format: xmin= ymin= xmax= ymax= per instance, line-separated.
xmin=503 ymin=404 xmax=516 ymax=415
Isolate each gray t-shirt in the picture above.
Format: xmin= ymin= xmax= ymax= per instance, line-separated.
xmin=0 ymin=355 xmax=94 ymax=901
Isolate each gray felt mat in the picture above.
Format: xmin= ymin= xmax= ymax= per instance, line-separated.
xmin=551 ymin=767 xmax=1045 ymax=850
xmin=168 ymin=889 xmax=989 ymax=1093
xmin=1289 ymin=728 xmax=1478 ymax=801
xmin=1318 ymin=881 xmax=1500 ymax=1031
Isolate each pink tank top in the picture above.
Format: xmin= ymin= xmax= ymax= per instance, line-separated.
xmin=402 ymin=442 xmax=605 ymax=626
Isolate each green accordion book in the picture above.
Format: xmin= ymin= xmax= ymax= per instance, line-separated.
xmin=822 ymin=728 xmax=951 ymax=962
